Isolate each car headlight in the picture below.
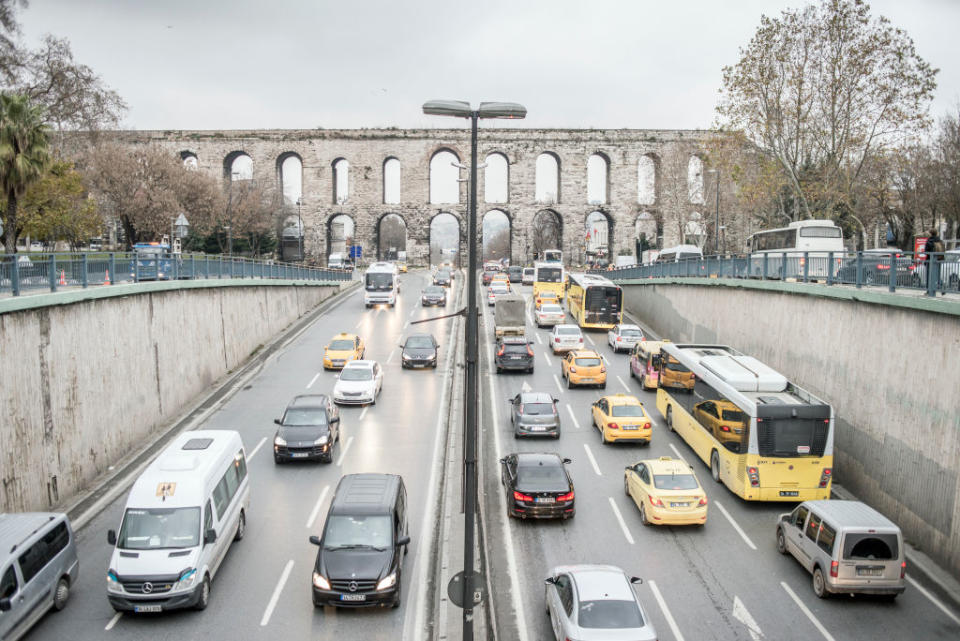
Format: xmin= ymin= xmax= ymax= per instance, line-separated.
xmin=376 ymin=572 xmax=397 ymax=591
xmin=274 ymin=436 xmax=287 ymax=446
xmin=176 ymin=568 xmax=196 ymax=589
xmin=107 ymin=569 xmax=123 ymax=593
xmin=314 ymin=435 xmax=329 ymax=446
xmin=313 ymin=572 xmax=331 ymax=590
xmin=402 ymin=353 xmax=412 ymax=361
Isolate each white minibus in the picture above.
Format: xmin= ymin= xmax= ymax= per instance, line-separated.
xmin=364 ymin=262 xmax=400 ymax=307
xmin=747 ymin=219 xmax=844 ymax=277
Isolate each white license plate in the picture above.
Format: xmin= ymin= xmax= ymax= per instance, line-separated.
xmin=536 ymin=497 xmax=556 ymax=504
xmin=624 ymin=425 xmax=638 ymax=430
xmin=134 ymin=605 xmax=162 ymax=613
xmin=291 ymin=452 xmax=309 ymax=458
xmin=670 ymin=502 xmax=689 ymax=508
xmin=340 ymin=594 xmax=367 ymax=601
xmin=857 ymin=567 xmax=884 ymax=577
xmin=530 ymin=426 xmax=548 ymax=431
xmin=580 ymin=378 xmax=593 ymax=382
xmin=413 ymin=364 xmax=425 ymax=368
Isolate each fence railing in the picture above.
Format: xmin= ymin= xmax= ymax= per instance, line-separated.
xmin=0 ymin=252 xmax=354 ymax=296
xmin=593 ymin=251 xmax=960 ymax=297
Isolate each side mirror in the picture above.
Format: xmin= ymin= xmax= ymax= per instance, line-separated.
xmin=0 ymin=597 xmax=10 ymax=612
xmin=309 ymin=535 xmax=322 ymax=546
xmin=499 ymin=458 xmax=507 ymax=465
xmin=397 ymin=535 xmax=411 ymax=547
xmin=398 ymin=344 xmax=404 ymax=349
xmin=107 ymin=529 xmax=117 ymax=545
xmin=331 ymin=416 xmax=340 ymax=423
xmin=274 ymin=418 xmax=281 ymax=425
xmin=553 ymin=398 xmax=559 ymax=404
xmin=204 ymin=528 xmax=217 ymax=545
xmin=630 ymin=576 xmax=644 ymax=585
xmin=544 ymin=577 xmax=557 ymax=585
xmin=562 ymin=458 xmax=572 ymax=464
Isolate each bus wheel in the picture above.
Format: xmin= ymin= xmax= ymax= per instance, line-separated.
xmin=666 ymin=406 xmax=674 ymax=431
xmin=710 ymin=450 xmax=721 ymax=483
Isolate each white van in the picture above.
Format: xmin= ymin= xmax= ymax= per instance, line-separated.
xmin=105 ymin=430 xmax=250 ymax=613
xmin=364 ymin=262 xmax=400 ymax=307
xmin=328 ymin=252 xmax=345 ymax=269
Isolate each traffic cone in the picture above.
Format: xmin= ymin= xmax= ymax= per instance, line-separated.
xmin=103 ymin=269 xmax=111 ymax=285
xmin=59 ymin=269 xmax=66 ymax=285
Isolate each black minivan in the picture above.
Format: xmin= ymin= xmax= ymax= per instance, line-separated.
xmin=309 ymin=474 xmax=410 ymax=608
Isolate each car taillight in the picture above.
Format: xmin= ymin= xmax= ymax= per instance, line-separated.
xmin=720 ymin=425 xmax=731 ymax=432
xmin=747 ymin=466 xmax=760 ymax=487
xmin=513 ymin=491 xmax=533 ymax=502
xmin=497 ymin=347 xmax=505 ymax=356
xmin=830 ymin=560 xmax=839 ymax=578
xmin=900 ymin=561 xmax=906 ymax=579
xmin=799 ymin=257 xmax=806 ymax=266
xmin=578 ymin=338 xmax=583 ymax=343
xmin=616 ymin=337 xmax=622 ymax=342
xmin=608 ymin=423 xmax=620 ymax=430
xmin=558 ymin=492 xmax=574 ymax=502
xmin=527 ymin=346 xmax=534 ymax=356
xmin=600 ymin=366 xmax=606 ymax=373
xmin=554 ymin=337 xmax=560 ymax=343
xmin=643 ymin=422 xmax=651 ymax=430
xmin=649 ymin=495 xmax=663 ymax=506
xmin=698 ymin=496 xmax=708 ymax=506
xmin=819 ymin=468 xmax=832 ymax=488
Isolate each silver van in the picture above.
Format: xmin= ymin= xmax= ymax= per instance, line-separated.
xmin=0 ymin=513 xmax=79 ymax=640
xmin=776 ymin=500 xmax=905 ymax=599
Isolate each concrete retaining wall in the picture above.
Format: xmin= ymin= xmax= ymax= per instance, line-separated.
xmin=622 ymin=279 xmax=960 ymax=577
xmin=0 ymin=282 xmax=345 ymax=514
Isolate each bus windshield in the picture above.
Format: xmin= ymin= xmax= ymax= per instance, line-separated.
xmin=757 ymin=417 xmax=829 ymax=457
xmin=536 ymin=267 xmax=563 ymax=283
xmin=366 ymin=273 xmax=394 ymax=291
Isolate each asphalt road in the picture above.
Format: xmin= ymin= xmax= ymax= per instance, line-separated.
xmin=478 ymin=280 xmax=960 ymax=641
xmin=24 ymin=269 xmax=460 ymax=641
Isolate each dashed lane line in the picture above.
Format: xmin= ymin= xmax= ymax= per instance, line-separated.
xmin=543 ymin=352 xmax=553 ymax=367
xmin=306 ymin=372 xmax=320 ymax=389
xmin=616 ymin=374 xmax=630 ymax=392
xmin=582 ymin=443 xmax=602 ymax=476
xmin=668 ymin=443 xmax=688 ymax=463
xmin=535 ymin=333 xmax=543 ymax=345
xmin=260 ymin=560 xmax=294 ymax=626
xmin=336 ymin=436 xmax=354 ymax=466
xmin=386 ymin=349 xmax=396 ymax=365
xmin=359 ymin=405 xmax=369 ymax=421
xmin=906 ymin=576 xmax=960 ymax=626
xmin=565 ymin=405 xmax=581 ymax=429
xmin=553 ymin=374 xmax=565 ymax=394
xmin=714 ymin=501 xmax=758 ymax=550
xmin=247 ymin=436 xmax=267 ymax=461
xmin=649 ymin=580 xmax=685 ymax=641
xmin=780 ymin=581 xmax=838 ymax=641
xmin=607 ymin=497 xmax=635 ymax=544
xmin=305 ymin=485 xmax=330 ymax=529
xmin=104 ymin=613 xmax=121 ymax=631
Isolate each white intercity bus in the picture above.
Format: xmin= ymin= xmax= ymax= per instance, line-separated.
xmin=747 ymin=219 xmax=844 ymax=278
xmin=364 ymin=262 xmax=400 ymax=308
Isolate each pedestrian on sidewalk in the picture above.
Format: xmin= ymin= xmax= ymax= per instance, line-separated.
xmin=924 ymin=229 xmax=945 ymax=292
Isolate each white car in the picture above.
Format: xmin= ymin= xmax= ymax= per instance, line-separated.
xmin=607 ymin=324 xmax=645 ymax=353
xmin=332 ymin=360 xmax=383 ymax=405
xmin=522 ymin=268 xmax=535 ymax=285
xmin=535 ymin=303 xmax=566 ymax=328
xmin=550 ymin=324 xmax=583 ymax=354
xmin=488 ymin=284 xmax=509 ymax=306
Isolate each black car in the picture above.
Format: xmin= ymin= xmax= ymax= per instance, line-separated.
xmin=836 ymin=249 xmax=920 ymax=286
xmin=507 ymin=266 xmax=524 ymax=283
xmin=509 ymin=392 xmax=560 ymax=438
xmin=309 ymin=474 xmax=410 ymax=608
xmin=495 ymin=336 xmax=535 ymax=374
xmin=400 ymin=333 xmax=439 ymax=368
xmin=500 ymin=453 xmax=574 ymax=519
xmin=421 ymin=285 xmax=447 ymax=306
xmin=273 ymin=395 xmax=340 ymax=463
xmin=433 ymin=269 xmax=452 ymax=287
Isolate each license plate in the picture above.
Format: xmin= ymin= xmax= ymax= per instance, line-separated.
xmin=134 ymin=605 xmax=162 ymax=613
xmin=624 ymin=425 xmax=638 ymax=430
xmin=670 ymin=502 xmax=689 ymax=508
xmin=779 ymin=490 xmax=799 ymax=497
xmin=413 ymin=364 xmax=425 ymax=368
xmin=530 ymin=426 xmax=547 ymax=432
xmin=340 ymin=594 xmax=367 ymax=601
xmin=580 ymin=377 xmax=593 ymax=382
xmin=291 ymin=452 xmax=309 ymax=458
xmin=536 ymin=497 xmax=556 ymax=504
xmin=857 ymin=567 xmax=884 ymax=577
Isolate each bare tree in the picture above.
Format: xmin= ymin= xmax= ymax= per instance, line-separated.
xmin=531 ymin=211 xmax=561 ymax=259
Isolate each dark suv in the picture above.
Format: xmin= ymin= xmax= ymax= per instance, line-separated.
xmin=273 ymin=395 xmax=340 ymax=463
xmin=433 ymin=269 xmax=452 ymax=287
xmin=509 ymin=392 xmax=561 ymax=438
xmin=507 ymin=265 xmax=524 ymax=283
xmin=495 ymin=336 xmax=534 ymax=374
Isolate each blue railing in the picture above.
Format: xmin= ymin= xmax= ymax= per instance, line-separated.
xmin=594 ymin=252 xmax=960 ymax=297
xmin=0 ymin=252 xmax=353 ymax=296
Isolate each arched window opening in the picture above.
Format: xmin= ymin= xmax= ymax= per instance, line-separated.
xmin=333 ymin=158 xmax=350 ymax=205
xmin=635 ymin=212 xmax=657 ymax=261
xmin=430 ymin=213 xmax=461 ymax=267
xmin=383 ymin=157 xmax=401 ymax=204
xmin=688 ymin=156 xmax=704 ymax=205
xmin=327 ymin=214 xmax=355 ymax=258
xmin=531 ymin=210 xmax=563 ymax=261
xmin=585 ymin=211 xmax=612 ymax=268
xmin=535 ymin=153 xmax=560 ymax=204
xmin=430 ymin=150 xmax=460 ymax=204
xmin=481 ymin=209 xmax=511 ymax=263
xmin=280 ymin=155 xmax=303 ymax=205
xmin=587 ymin=154 xmax=608 ymax=205
xmin=484 ymin=152 xmax=508 ymax=204
xmin=638 ymin=155 xmax=656 ymax=205
xmin=181 ymin=151 xmax=198 ymax=171
xmin=230 ymin=153 xmax=253 ymax=181
xmin=378 ymin=213 xmax=408 ymax=261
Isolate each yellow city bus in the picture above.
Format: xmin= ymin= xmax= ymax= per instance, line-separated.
xmin=533 ymin=261 xmax=565 ymax=301
xmin=656 ymin=343 xmax=834 ymax=502
xmin=565 ymin=273 xmax=623 ymax=329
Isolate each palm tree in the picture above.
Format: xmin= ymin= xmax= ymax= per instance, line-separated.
xmin=0 ymin=93 xmax=51 ymax=253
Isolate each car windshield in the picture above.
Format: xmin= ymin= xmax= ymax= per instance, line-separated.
xmin=406 ymin=336 xmax=434 ymax=349
xmin=620 ymin=329 xmax=643 ymax=338
xmin=283 ymin=408 xmax=328 ymax=426
xmin=323 ymin=515 xmax=392 ymax=550
xmin=329 ymin=340 xmax=355 ymax=350
xmin=540 ymin=305 xmax=563 ymax=314
xmin=522 ymin=402 xmax=554 ymax=415
xmin=340 ymin=368 xmax=372 ymax=381
xmin=653 ymin=474 xmax=699 ymax=490
xmin=611 ymin=405 xmax=644 ymax=417
xmin=516 ymin=463 xmax=568 ymax=491
xmin=117 ymin=507 xmax=200 ymax=550
xmin=425 ymin=287 xmax=443 ymax=295
xmin=557 ymin=327 xmax=580 ymax=336
xmin=578 ymin=599 xmax=644 ymax=629
xmin=575 ymin=358 xmax=601 ymax=367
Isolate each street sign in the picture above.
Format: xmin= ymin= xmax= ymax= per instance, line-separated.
xmin=349 ymin=245 xmax=362 ymax=259
xmin=447 ymin=570 xmax=486 ymax=608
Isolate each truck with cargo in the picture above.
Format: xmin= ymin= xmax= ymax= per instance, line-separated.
xmin=494 ymin=293 xmax=526 ymax=339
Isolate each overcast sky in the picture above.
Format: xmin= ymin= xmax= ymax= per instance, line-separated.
xmin=17 ymin=0 xmax=960 ymax=131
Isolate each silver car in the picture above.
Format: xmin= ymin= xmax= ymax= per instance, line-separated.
xmin=544 ymin=564 xmax=657 ymax=641
xmin=550 ymin=324 xmax=583 ymax=354
xmin=607 ymin=324 xmax=644 ymax=353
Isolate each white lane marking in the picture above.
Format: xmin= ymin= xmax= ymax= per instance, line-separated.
xmin=607 ymin=497 xmax=634 ymax=544
xmin=565 ymin=405 xmax=581 ymax=429
xmin=585 ymin=333 xmax=595 ymax=345
xmin=403 ymin=321 xmax=410 ymax=330
xmin=359 ymin=405 xmax=369 ymax=421
xmin=336 ymin=436 xmax=354 ymax=466
xmin=906 ymin=575 xmax=960 ymax=626
xmin=104 ymin=612 xmax=122 ymax=631
xmin=260 ymin=559 xmax=294 ymax=626
xmin=409 ymin=308 xmax=416 ymax=317
xmin=355 ymin=318 xmax=363 ymax=328
xmin=648 ymin=580 xmax=685 ymax=641
xmin=732 ymin=595 xmax=764 ymax=640
xmin=780 ymin=581 xmax=838 ymax=641
xmin=542 ymin=351 xmax=553 ymax=366
xmin=305 ymin=485 xmax=331 ymax=529
xmin=617 ymin=375 xmax=630 ymax=392
xmin=535 ymin=333 xmax=542 ymax=345
xmin=485 ymin=339 xmax=531 ymax=641
xmin=386 ymin=349 xmax=396 ymax=364
xmin=553 ymin=374 xmax=564 ymax=394
xmin=601 ymin=354 xmax=609 ymax=365
xmin=714 ymin=501 xmax=758 ymax=550
xmin=247 ymin=436 xmax=267 ymax=461
xmin=582 ymin=443 xmax=602 ymax=476
xmin=306 ymin=372 xmax=320 ymax=389
xmin=668 ymin=443 xmax=688 ymax=463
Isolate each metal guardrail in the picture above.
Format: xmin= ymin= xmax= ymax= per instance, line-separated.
xmin=594 ymin=251 xmax=960 ymax=297
xmin=0 ymin=252 xmax=354 ymax=296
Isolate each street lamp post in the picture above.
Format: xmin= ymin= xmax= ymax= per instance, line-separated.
xmin=422 ymin=99 xmax=526 ymax=641
xmin=296 ymin=198 xmax=304 ymax=262
xmin=708 ymin=168 xmax=720 ymax=255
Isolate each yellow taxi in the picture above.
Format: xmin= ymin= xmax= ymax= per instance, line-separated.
xmin=591 ymin=394 xmax=652 ymax=444
xmin=535 ymin=290 xmax=560 ymax=311
xmin=397 ymin=262 xmax=408 ymax=273
xmin=491 ymin=274 xmax=510 ymax=287
xmin=623 ymin=456 xmax=708 ymax=526
xmin=560 ymin=349 xmax=606 ymax=389
xmin=323 ymin=332 xmax=366 ymax=370
xmin=693 ymin=400 xmax=748 ymax=449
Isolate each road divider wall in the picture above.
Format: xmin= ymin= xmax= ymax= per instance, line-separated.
xmin=620 ymin=279 xmax=960 ymax=579
xmin=0 ymin=281 xmax=350 ymax=514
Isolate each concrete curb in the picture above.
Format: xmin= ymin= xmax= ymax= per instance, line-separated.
xmin=831 ymin=484 xmax=960 ymax=616
xmin=62 ymin=280 xmax=360 ymax=530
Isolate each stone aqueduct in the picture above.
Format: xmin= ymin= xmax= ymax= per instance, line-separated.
xmin=113 ymin=128 xmax=715 ymax=264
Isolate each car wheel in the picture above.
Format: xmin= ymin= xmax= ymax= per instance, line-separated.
xmin=776 ymin=527 xmax=787 ymax=555
xmin=567 ymin=376 xmax=573 ymax=389
xmin=710 ymin=450 xmax=721 ymax=483
xmin=666 ymin=406 xmax=674 ymax=431
xmin=195 ymin=575 xmax=211 ymax=610
xmin=496 ymin=366 xmax=502 ymax=374
xmin=812 ymin=567 xmax=828 ymax=599
xmin=631 ymin=367 xmax=636 ymax=379
xmin=234 ymin=510 xmax=246 ymax=541
xmin=600 ymin=382 xmax=606 ymax=390
xmin=600 ymin=426 xmax=609 ymax=444
xmin=640 ymin=502 xmax=651 ymax=526
xmin=53 ymin=577 xmax=70 ymax=611
xmin=623 ymin=476 xmax=630 ymax=496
